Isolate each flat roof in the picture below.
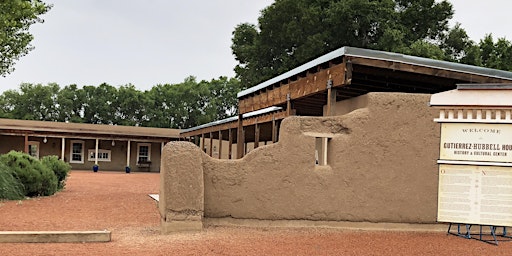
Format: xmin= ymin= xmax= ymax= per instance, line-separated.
xmin=238 ymin=46 xmax=512 ymax=98
xmin=430 ymin=84 xmax=512 ymax=107
xmin=0 ymin=118 xmax=180 ymax=139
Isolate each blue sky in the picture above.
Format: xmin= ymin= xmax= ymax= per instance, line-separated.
xmin=0 ymin=0 xmax=510 ymax=94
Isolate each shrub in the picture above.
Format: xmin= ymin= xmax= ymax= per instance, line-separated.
xmin=0 ymin=162 xmax=25 ymax=200
xmin=41 ymin=155 xmax=71 ymax=189
xmin=0 ymin=151 xmax=58 ymax=197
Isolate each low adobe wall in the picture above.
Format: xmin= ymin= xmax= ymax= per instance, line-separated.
xmin=159 ymin=92 xmax=440 ymax=232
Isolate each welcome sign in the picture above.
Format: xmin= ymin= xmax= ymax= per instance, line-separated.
xmin=440 ymin=123 xmax=512 ymax=163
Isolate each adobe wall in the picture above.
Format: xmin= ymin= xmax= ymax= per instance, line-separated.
xmin=160 ymin=92 xmax=440 ymax=231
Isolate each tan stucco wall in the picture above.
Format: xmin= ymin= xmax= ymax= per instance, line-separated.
xmin=0 ymin=135 xmax=24 ymax=153
xmin=160 ymin=142 xmax=204 ymax=232
xmin=161 ymin=92 xmax=441 ymax=225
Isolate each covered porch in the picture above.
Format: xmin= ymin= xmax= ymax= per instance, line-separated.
xmin=0 ymin=119 xmax=180 ymax=172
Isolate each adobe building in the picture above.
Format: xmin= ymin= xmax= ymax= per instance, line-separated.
xmin=0 ymin=118 xmax=180 ymax=172
xmin=160 ymin=47 xmax=512 ymax=232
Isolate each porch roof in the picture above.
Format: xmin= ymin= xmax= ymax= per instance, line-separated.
xmin=238 ymin=46 xmax=512 ymax=98
xmin=0 ymin=118 xmax=180 ymax=141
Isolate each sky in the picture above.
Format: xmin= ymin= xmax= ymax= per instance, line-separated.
xmin=0 ymin=0 xmax=511 ymax=94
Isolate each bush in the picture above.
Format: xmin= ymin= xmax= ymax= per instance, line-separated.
xmin=0 ymin=162 xmax=25 ymax=200
xmin=0 ymin=151 xmax=58 ymax=197
xmin=41 ymin=155 xmax=71 ymax=189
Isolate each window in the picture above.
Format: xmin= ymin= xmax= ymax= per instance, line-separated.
xmin=88 ymin=149 xmax=111 ymax=162
xmin=70 ymin=140 xmax=84 ymax=163
xmin=28 ymin=141 xmax=40 ymax=158
xmin=137 ymin=143 xmax=151 ymax=163
xmin=315 ymin=137 xmax=330 ymax=166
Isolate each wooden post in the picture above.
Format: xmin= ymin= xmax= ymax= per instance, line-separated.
xmin=228 ymin=128 xmax=233 ymax=159
xmin=24 ymin=134 xmax=29 ymax=153
xmin=237 ymin=114 xmax=244 ymax=159
xmin=254 ymin=123 xmax=260 ymax=149
xmin=218 ymin=130 xmax=223 ymax=159
xmin=286 ymin=93 xmax=292 ymax=116
xmin=201 ymin=133 xmax=205 ymax=152
xmin=243 ymin=128 xmax=246 ymax=155
xmin=272 ymin=115 xmax=277 ymax=143
xmin=326 ymin=79 xmax=336 ymax=116
xmin=209 ymin=132 xmax=213 ymax=157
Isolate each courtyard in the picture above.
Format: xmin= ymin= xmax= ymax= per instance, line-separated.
xmin=1 ymin=171 xmax=511 ymax=255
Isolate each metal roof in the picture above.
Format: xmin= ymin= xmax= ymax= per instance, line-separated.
xmin=180 ymin=106 xmax=283 ymax=134
xmin=237 ymin=46 xmax=512 ymax=98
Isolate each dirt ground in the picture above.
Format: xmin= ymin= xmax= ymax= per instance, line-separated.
xmin=1 ymin=171 xmax=512 ymax=256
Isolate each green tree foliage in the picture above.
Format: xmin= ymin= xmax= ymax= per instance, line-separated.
xmin=115 ymin=84 xmax=148 ymax=126
xmin=82 ymin=83 xmax=119 ymax=124
xmin=231 ymin=0 xmax=512 ymax=86
xmin=232 ymin=0 xmax=455 ymax=87
xmin=0 ymin=77 xmax=243 ymax=129
xmin=146 ymin=76 xmax=242 ymax=128
xmin=477 ymin=35 xmax=512 ymax=71
xmin=0 ymin=0 xmax=52 ymax=76
xmin=1 ymin=83 xmax=59 ymax=120
xmin=56 ymin=84 xmax=85 ymax=123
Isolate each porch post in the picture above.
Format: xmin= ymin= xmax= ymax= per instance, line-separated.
xmin=228 ymin=128 xmax=233 ymax=159
xmin=218 ymin=130 xmax=223 ymax=159
xmin=209 ymin=132 xmax=213 ymax=157
xmin=272 ymin=115 xmax=277 ymax=143
xmin=95 ymin=138 xmax=99 ymax=165
xmin=326 ymin=78 xmax=336 ymax=116
xmin=237 ymin=114 xmax=244 ymax=159
xmin=254 ymin=123 xmax=260 ymax=149
xmin=201 ymin=133 xmax=205 ymax=152
xmin=61 ymin=138 xmax=65 ymax=160
xmin=126 ymin=140 xmax=131 ymax=167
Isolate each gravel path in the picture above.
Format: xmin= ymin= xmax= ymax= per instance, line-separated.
xmin=1 ymin=171 xmax=511 ymax=255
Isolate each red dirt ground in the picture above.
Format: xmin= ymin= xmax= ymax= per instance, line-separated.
xmin=1 ymin=171 xmax=512 ymax=256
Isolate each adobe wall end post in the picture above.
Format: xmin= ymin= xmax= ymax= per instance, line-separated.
xmin=159 ymin=141 xmax=204 ymax=233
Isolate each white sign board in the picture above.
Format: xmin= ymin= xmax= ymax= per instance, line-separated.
xmin=438 ymin=164 xmax=512 ymax=226
xmin=440 ymin=123 xmax=512 ymax=163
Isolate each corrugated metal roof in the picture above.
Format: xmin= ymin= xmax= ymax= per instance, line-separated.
xmin=237 ymin=46 xmax=512 ymax=98
xmin=180 ymin=106 xmax=283 ymax=134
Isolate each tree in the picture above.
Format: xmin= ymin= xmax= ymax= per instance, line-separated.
xmin=56 ymin=84 xmax=85 ymax=123
xmin=205 ymin=77 xmax=242 ymax=120
xmin=441 ymin=23 xmax=473 ymax=62
xmin=0 ymin=78 xmax=244 ymax=129
xmin=231 ymin=0 xmax=455 ymax=88
xmin=478 ymin=34 xmax=512 ymax=71
xmin=0 ymin=0 xmax=52 ymax=76
xmin=1 ymin=83 xmax=59 ymax=121
xmin=115 ymin=84 xmax=148 ymax=126
xmin=81 ymin=83 xmax=118 ymax=124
